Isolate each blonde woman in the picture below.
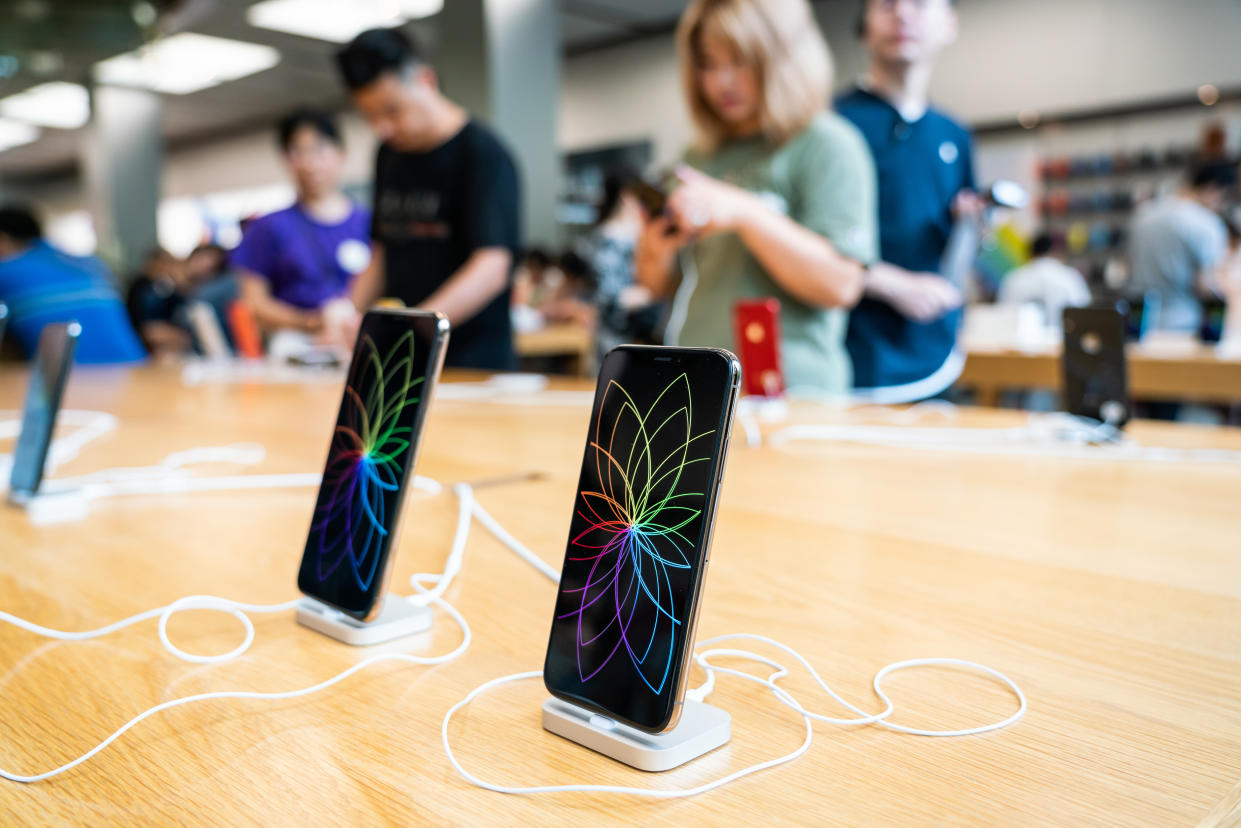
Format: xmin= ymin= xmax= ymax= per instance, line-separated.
xmin=636 ymin=0 xmax=877 ymax=394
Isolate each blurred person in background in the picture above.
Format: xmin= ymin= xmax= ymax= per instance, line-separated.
xmin=1127 ymin=161 xmax=1235 ymax=332
xmin=126 ymin=247 xmax=192 ymax=357
xmin=997 ymin=234 xmax=1091 ymax=330
xmin=580 ymin=171 xmax=663 ymax=353
xmin=0 ymin=204 xmax=145 ymax=364
xmin=335 ymin=28 xmax=521 ymax=370
xmin=837 ymin=0 xmax=977 ymax=401
xmin=232 ymin=108 xmax=370 ymax=335
xmin=637 ymin=0 xmax=876 ymax=394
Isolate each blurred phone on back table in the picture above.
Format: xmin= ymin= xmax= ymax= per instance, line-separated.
xmin=1062 ymin=305 xmax=1129 ymax=427
xmin=733 ymin=299 xmax=784 ymax=397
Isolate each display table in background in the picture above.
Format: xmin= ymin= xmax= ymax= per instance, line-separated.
xmin=959 ymin=340 xmax=1241 ymax=407
xmin=1 ymin=365 xmax=1239 ymax=825
xmin=513 ymin=322 xmax=594 ymax=376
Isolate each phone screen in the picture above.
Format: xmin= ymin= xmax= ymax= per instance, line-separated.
xmin=543 ymin=346 xmax=739 ymax=732
xmin=296 ymin=310 xmax=448 ymax=619
xmin=10 ymin=322 xmax=80 ymax=498
xmin=1062 ymin=306 xmax=1129 ymax=426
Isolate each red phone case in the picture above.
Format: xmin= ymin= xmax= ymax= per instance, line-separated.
xmin=733 ymin=299 xmax=784 ymax=397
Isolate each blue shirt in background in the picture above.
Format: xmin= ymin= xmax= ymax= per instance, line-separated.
xmin=0 ymin=240 xmax=146 ymax=365
xmin=836 ymin=86 xmax=975 ymax=394
xmin=231 ymin=203 xmax=371 ymax=310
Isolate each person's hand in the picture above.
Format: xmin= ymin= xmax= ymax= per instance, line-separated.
xmin=319 ymin=297 xmax=359 ymax=347
xmin=299 ymin=309 xmax=325 ymax=335
xmin=951 ymin=189 xmax=986 ymax=220
xmin=665 ymin=165 xmax=758 ymax=237
xmin=867 ymin=262 xmax=964 ymax=322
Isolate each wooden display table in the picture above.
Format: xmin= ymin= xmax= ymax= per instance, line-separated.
xmin=513 ymin=323 xmax=594 ymax=376
xmin=959 ymin=341 xmax=1241 ymax=406
xmin=0 ymin=365 xmax=1238 ymax=825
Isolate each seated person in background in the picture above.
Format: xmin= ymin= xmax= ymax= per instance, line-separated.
xmin=637 ymin=0 xmax=875 ymax=395
xmin=540 ymin=250 xmax=598 ymax=332
xmin=336 ymin=28 xmax=521 ymax=370
xmin=126 ymin=247 xmax=193 ymax=357
xmin=997 ymin=234 xmax=1091 ymax=329
xmin=580 ymin=172 xmax=663 ymax=352
xmin=510 ymin=249 xmax=598 ymax=334
xmin=232 ymin=108 xmax=371 ymax=335
xmin=182 ymin=243 xmax=240 ymax=344
xmin=1127 ymin=162 xmax=1235 ymax=332
xmin=837 ymin=0 xmax=977 ymax=401
xmin=0 ymin=204 xmax=145 ymax=364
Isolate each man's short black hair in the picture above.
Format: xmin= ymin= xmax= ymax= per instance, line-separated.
xmin=0 ymin=204 xmax=42 ymax=243
xmin=857 ymin=0 xmax=957 ymax=38
xmin=277 ymin=107 xmax=342 ymax=152
xmin=1030 ymin=233 xmax=1054 ymax=258
xmin=1189 ymin=160 xmax=1238 ymax=191
xmin=336 ymin=27 xmax=422 ymax=91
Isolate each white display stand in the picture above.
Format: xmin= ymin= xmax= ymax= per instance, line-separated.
xmin=295 ymin=596 xmax=432 ymax=646
xmin=541 ymin=696 xmax=731 ymax=772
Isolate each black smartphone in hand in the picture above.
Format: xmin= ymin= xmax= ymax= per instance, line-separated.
xmin=1062 ymin=305 xmax=1129 ymax=426
xmin=296 ymin=309 xmax=449 ymax=621
xmin=543 ymin=345 xmax=742 ymax=733
xmin=8 ymin=321 xmax=80 ymax=504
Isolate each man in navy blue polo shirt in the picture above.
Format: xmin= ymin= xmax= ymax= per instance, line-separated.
xmin=837 ymin=0 xmax=976 ymax=401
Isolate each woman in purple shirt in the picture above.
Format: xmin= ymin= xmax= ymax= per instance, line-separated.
xmin=233 ymin=108 xmax=371 ymax=334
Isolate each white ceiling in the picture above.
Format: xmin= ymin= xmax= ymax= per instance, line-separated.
xmin=0 ymin=0 xmax=693 ymax=179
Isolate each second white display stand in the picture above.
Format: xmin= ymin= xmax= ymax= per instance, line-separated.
xmin=295 ymin=596 xmax=432 ymax=646
xmin=541 ymin=696 xmax=731 ymax=772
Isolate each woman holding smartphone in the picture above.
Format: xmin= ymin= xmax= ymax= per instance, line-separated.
xmin=637 ymin=0 xmax=877 ymax=394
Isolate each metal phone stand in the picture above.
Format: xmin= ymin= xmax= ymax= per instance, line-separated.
xmin=296 ymin=596 xmax=432 ymax=646
xmin=541 ymin=696 xmax=731 ymax=772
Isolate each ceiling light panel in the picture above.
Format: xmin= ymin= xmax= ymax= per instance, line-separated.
xmin=95 ymin=33 xmax=281 ymax=95
xmin=0 ymin=82 xmax=89 ymax=129
xmin=246 ymin=0 xmax=443 ymax=43
xmin=0 ymin=118 xmax=41 ymax=151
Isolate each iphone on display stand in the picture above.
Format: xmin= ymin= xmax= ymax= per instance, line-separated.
xmin=294 ymin=309 xmax=449 ymax=645
xmin=541 ymin=345 xmax=741 ymax=770
xmin=8 ymin=321 xmax=81 ymax=506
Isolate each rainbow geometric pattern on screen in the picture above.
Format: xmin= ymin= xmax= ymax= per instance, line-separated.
xmin=311 ymin=330 xmax=422 ymax=590
xmin=560 ymin=373 xmax=714 ymax=695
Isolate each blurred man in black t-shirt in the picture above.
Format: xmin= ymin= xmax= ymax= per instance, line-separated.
xmin=335 ymin=28 xmax=521 ymax=369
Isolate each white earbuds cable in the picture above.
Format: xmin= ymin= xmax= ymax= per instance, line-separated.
xmin=442 ymin=490 xmax=1027 ymax=799
xmin=0 ymin=475 xmax=469 ymax=784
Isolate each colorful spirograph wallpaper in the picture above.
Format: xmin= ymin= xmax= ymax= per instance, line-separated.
xmin=548 ymin=368 xmax=723 ymax=717
xmin=300 ymin=328 xmax=426 ymax=610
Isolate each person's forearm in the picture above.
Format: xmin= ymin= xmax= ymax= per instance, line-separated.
xmin=252 ymin=295 xmax=314 ymax=331
xmin=418 ymin=248 xmax=510 ymax=326
xmin=241 ymin=274 xmax=314 ymax=331
xmin=349 ymin=244 xmax=385 ymax=311
xmin=863 ymin=261 xmax=912 ymax=301
xmin=735 ymin=199 xmax=864 ymax=308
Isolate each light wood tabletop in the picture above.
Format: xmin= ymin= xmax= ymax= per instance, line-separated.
xmin=959 ymin=340 xmax=1241 ymax=407
xmin=1 ymin=364 xmax=1239 ymax=826
xmin=514 ymin=323 xmax=595 ymax=375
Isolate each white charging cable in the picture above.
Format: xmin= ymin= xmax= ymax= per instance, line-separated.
xmin=0 ymin=475 xmax=469 ymax=784
xmin=442 ymin=489 xmax=1027 ymax=798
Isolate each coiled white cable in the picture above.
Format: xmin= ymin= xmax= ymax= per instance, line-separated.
xmin=443 ymin=490 xmax=1027 ymax=798
xmin=0 ymin=475 xmax=469 ymax=784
